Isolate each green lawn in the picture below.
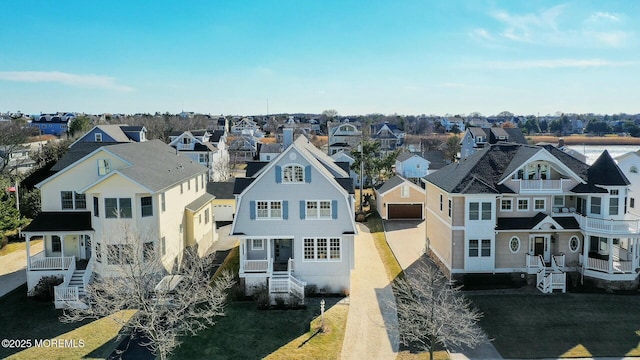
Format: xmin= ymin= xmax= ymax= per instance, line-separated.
xmin=0 ymin=285 xmax=129 ymax=360
xmin=173 ymin=298 xmax=343 ymax=359
xmin=469 ymin=293 xmax=640 ymax=359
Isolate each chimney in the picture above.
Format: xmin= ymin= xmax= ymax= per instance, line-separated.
xmin=558 ymin=138 xmax=565 ymax=148
xmin=283 ymin=128 xmax=294 ymax=149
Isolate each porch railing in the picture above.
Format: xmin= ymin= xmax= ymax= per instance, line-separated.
xmin=520 ymin=179 xmax=563 ymax=191
xmin=577 ymin=215 xmax=640 ymax=234
xmin=269 ymin=274 xmax=306 ymax=300
xmin=54 ymin=256 xmax=78 ymax=306
xmin=526 ymin=254 xmax=545 ymax=269
xmin=30 ymin=255 xmax=74 ymax=270
xmin=616 ymin=261 xmax=634 ymax=273
xmin=586 ymin=256 xmax=634 ymax=274
xmin=612 ymin=245 xmax=631 ymax=261
xmin=552 ymin=254 xmax=565 ymax=271
xmin=244 ymin=260 xmax=269 ymax=272
xmin=82 ymin=256 xmax=95 ymax=289
xmin=587 ymin=257 xmax=608 ymax=272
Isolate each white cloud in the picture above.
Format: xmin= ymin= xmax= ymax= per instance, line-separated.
xmin=587 ymin=12 xmax=621 ymax=23
xmin=484 ymin=59 xmax=638 ymax=70
xmin=0 ymin=71 xmax=133 ymax=92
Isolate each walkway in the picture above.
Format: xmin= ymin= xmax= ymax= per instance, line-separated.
xmin=383 ymin=220 xmax=503 ymax=360
xmin=0 ymin=241 xmax=44 ymax=297
xmin=341 ymin=223 xmax=399 ymax=360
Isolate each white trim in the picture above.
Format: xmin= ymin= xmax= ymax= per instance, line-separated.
xmin=509 ymin=236 xmax=521 ymax=253
xmin=251 ymin=239 xmax=264 ymax=250
xmin=376 ymin=175 xmax=425 ymax=196
xmin=517 ymin=198 xmax=529 ymax=212
xmin=553 ymin=195 xmax=565 ymax=207
xmin=533 ymin=197 xmax=546 ymax=211
xmin=498 ymin=148 xmax=587 ymax=185
xmin=569 ymin=235 xmax=580 ymax=253
xmin=500 ymin=198 xmax=513 ymax=211
xmin=302 ymin=237 xmax=342 ymax=262
xmin=255 ymin=200 xmax=283 ymax=220
xmin=304 ymin=200 xmax=332 ymax=220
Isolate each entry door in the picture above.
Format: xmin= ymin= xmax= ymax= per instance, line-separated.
xmin=534 ymin=236 xmax=550 ymax=263
xmin=273 ymin=239 xmax=293 ymax=271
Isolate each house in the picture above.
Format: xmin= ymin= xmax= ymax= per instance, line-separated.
xmin=536 ymin=138 xmax=587 ymax=163
xmin=459 ymin=127 xmax=527 ymax=159
xmin=227 ymin=135 xmax=258 ymax=163
xmin=231 ymin=135 xmax=357 ymax=302
xmin=168 ymin=130 xmax=230 ymax=181
xmin=29 ymin=113 xmax=74 ymax=136
xmin=330 ymin=150 xmax=364 ymax=187
xmin=615 ymin=150 xmax=640 ymax=218
xmin=206 ymin=181 xmax=236 ymax=222
xmin=231 ymin=117 xmax=263 ymax=138
xmin=423 ymin=150 xmax=449 ymax=174
xmin=258 ymin=143 xmax=282 ymax=162
xmin=0 ymin=145 xmax=36 ymax=174
xmin=375 ymin=175 xmax=425 ymax=220
xmin=21 ymin=140 xmax=217 ymax=308
xmin=395 ymin=152 xmax=430 ymax=179
xmin=70 ymin=124 xmax=147 ymax=146
xmin=370 ymin=121 xmax=405 ymax=154
xmin=327 ymin=121 xmax=362 ymax=155
xmin=424 ymin=143 xmax=639 ymax=292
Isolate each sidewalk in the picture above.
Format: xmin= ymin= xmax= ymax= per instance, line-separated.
xmin=0 ymin=241 xmax=44 ymax=297
xmin=341 ymin=223 xmax=399 ymax=360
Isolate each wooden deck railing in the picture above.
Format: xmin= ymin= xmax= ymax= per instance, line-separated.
xmin=243 ymin=260 xmax=269 ymax=272
xmin=30 ymin=255 xmax=74 ymax=270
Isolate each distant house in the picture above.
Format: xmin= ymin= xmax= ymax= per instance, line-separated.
xmin=0 ymin=145 xmax=35 ymax=174
xmin=231 ymin=117 xmax=263 ymax=137
xmin=330 ymin=151 xmax=364 ymax=187
xmin=370 ymin=121 xmax=405 ymax=154
xmin=29 ymin=114 xmax=75 ymax=136
xmin=395 ymin=152 xmax=430 ymax=179
xmin=327 ymin=121 xmax=362 ymax=155
xmin=227 ymin=135 xmax=258 ymax=163
xmin=168 ymin=130 xmax=230 ymax=182
xmin=231 ymin=135 xmax=357 ymax=302
xmin=70 ymin=125 xmax=147 ymax=146
xmin=460 ymin=127 xmax=527 ymax=159
xmin=374 ymin=175 xmax=425 ymax=220
xmin=22 ymin=140 xmax=216 ymax=308
xmin=535 ymin=138 xmax=587 ymax=164
xmin=258 ymin=143 xmax=282 ymax=162
xmin=423 ymin=150 xmax=449 ymax=174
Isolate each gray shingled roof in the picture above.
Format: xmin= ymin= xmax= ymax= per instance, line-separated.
xmin=185 ymin=193 xmax=216 ymax=212
xmin=95 ymin=125 xmax=134 ymax=142
xmin=23 ymin=211 xmax=93 ymax=232
xmin=103 ymin=140 xmax=207 ymax=192
xmin=52 ymin=142 xmax=121 ymax=172
xmin=375 ymin=175 xmax=408 ymax=194
xmin=589 ymin=150 xmax=630 ymax=186
xmin=206 ymin=181 xmax=235 ymax=199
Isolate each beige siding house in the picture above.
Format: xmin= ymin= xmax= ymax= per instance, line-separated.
xmin=375 ymin=175 xmax=425 ymax=220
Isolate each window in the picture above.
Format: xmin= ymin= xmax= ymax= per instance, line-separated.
xmin=187 ymin=179 xmax=191 ymax=191
xmin=591 ymin=197 xmax=601 ymax=214
xmin=107 ymin=245 xmax=133 ymax=265
xmin=104 ymin=198 xmax=132 ymax=218
xmin=553 ymin=196 xmax=565 ymax=207
xmin=205 ymin=209 xmax=210 ymax=224
xmin=402 ymin=185 xmax=410 ymax=198
xmin=481 ymin=239 xmax=491 ymax=257
xmin=256 ymin=201 xmax=282 ymax=219
xmin=518 ymin=199 xmax=529 ymax=211
xmin=161 ymin=192 xmax=166 ymax=212
xmin=469 ymin=203 xmax=479 ymax=220
xmin=251 ymin=239 xmax=264 ymax=250
xmin=509 ymin=237 xmax=520 ymax=253
xmin=609 ymin=197 xmax=619 ymax=215
xmin=143 ymin=242 xmax=154 ymax=262
xmin=95 ymin=133 xmax=102 ymax=142
xmin=501 ymin=199 xmax=512 ymax=211
xmin=303 ymin=237 xmax=341 ymax=261
xmin=448 ymin=199 xmax=452 ymax=218
xmin=75 ymin=193 xmax=86 ymax=209
xmin=439 ymin=194 xmax=443 ymax=211
xmin=141 ymin=196 xmax=153 ymax=217
xmin=199 ymin=153 xmax=208 ymax=163
xmin=569 ymin=236 xmax=580 ymax=253
xmin=306 ymin=200 xmax=331 ymax=219
xmin=610 ymin=189 xmax=619 ymax=196
xmin=61 ymin=191 xmax=74 ymax=209
xmin=96 ymin=242 xmax=101 ymax=263
xmin=534 ymin=198 xmax=546 ymax=211
xmin=93 ymin=197 xmax=99 ymax=217
xmin=196 ymin=177 xmax=199 ymax=192
xmin=98 ymin=159 xmax=110 ymax=175
xmin=52 ymin=236 xmax=61 ymax=252
xmin=468 ymin=239 xmax=479 ymax=257
xmin=283 ymin=165 xmax=304 ymax=183
xmin=481 ymin=202 xmax=491 ymax=220
xmin=199 ymin=214 xmax=202 ymax=224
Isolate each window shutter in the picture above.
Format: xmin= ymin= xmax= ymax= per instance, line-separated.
xmin=332 ymin=200 xmax=338 ymax=219
xmin=275 ymin=166 xmax=282 ymax=183
xmin=249 ymin=201 xmax=256 ymax=220
xmin=283 ymin=201 xmax=289 ymax=219
xmin=305 ymin=166 xmax=312 ymax=183
xmin=300 ymin=200 xmax=306 ymax=219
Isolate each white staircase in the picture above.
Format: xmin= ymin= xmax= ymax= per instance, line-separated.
xmin=268 ymin=258 xmax=306 ymax=303
xmin=534 ymin=254 xmax=567 ymax=294
xmin=68 ymin=270 xmax=87 ymax=297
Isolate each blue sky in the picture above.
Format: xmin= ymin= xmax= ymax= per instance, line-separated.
xmin=1 ymin=1 xmax=638 ymax=116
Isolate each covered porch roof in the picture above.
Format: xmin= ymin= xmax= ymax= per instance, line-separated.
xmin=22 ymin=211 xmax=94 ymax=233
xmin=496 ymin=212 xmax=580 ymax=231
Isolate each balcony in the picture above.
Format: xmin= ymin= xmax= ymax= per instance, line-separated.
xmin=518 ymin=179 xmax=565 ymax=193
xmin=576 ymin=215 xmax=640 ymax=235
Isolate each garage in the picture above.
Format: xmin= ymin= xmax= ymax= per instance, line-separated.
xmin=213 ymin=204 xmax=235 ymax=222
xmin=387 ymin=203 xmax=423 ymax=220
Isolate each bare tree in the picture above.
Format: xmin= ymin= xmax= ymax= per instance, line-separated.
xmin=0 ymin=122 xmax=30 ymax=174
xmin=60 ymin=226 xmax=233 ymax=360
xmin=392 ymin=265 xmax=485 ymax=360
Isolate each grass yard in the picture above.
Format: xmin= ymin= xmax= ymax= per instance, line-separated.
xmin=173 ymin=298 xmax=346 ymax=359
xmin=469 ymin=293 xmax=640 ymax=359
xmin=366 ymin=214 xmax=403 ymax=282
xmin=0 ymin=285 xmax=131 ymax=360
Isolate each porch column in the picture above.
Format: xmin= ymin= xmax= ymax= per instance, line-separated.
xmin=25 ymin=234 xmax=31 ymax=270
xmin=582 ymin=233 xmax=589 ymax=268
xmin=60 ymin=232 xmax=66 ymax=270
xmin=608 ymin=237 xmax=613 ymax=274
xmin=266 ymin=238 xmax=272 ymax=273
xmin=239 ymin=239 xmax=245 ymax=274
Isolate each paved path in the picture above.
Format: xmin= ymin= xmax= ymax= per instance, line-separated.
xmin=383 ymin=220 xmax=503 ymax=360
xmin=0 ymin=241 xmax=44 ymax=297
xmin=341 ymin=223 xmax=399 ymax=360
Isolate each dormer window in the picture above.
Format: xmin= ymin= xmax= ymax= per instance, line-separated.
xmin=98 ymin=159 xmax=111 ymax=175
xmin=95 ymin=133 xmax=102 ymax=142
xmin=283 ymin=165 xmax=304 ymax=183
xmin=631 ymin=166 xmax=638 ymax=174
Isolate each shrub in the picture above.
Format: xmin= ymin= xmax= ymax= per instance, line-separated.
xmin=29 ymin=276 xmax=63 ymax=301
xmin=253 ymin=283 xmax=270 ymax=308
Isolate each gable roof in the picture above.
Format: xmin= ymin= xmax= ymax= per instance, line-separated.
xmin=375 ymin=175 xmax=424 ymax=195
xmin=246 ymin=162 xmax=270 ymax=177
xmin=51 ymin=142 xmax=121 ymax=172
xmin=423 ymin=150 xmax=448 ymax=170
xmin=206 ymin=181 xmax=235 ymax=199
xmin=589 ymin=150 xmax=630 ymax=186
xmin=396 ymin=151 xmax=427 ymax=163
